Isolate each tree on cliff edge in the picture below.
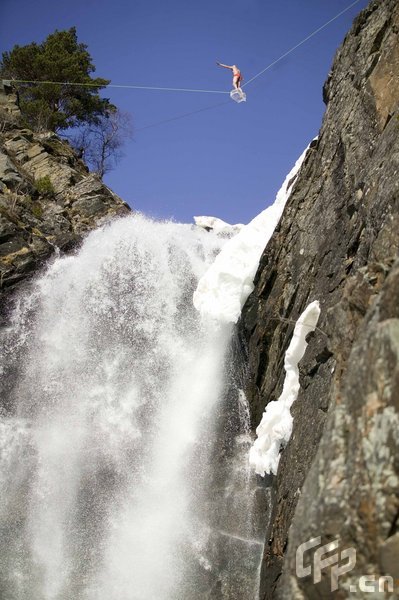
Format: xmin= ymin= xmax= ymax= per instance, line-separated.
xmin=0 ymin=28 xmax=114 ymax=132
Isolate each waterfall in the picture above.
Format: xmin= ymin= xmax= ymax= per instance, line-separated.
xmin=0 ymin=213 xmax=265 ymax=600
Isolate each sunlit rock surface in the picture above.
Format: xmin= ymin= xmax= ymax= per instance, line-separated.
xmin=0 ymin=82 xmax=130 ymax=295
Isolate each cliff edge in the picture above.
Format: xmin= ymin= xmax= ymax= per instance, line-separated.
xmin=0 ymin=82 xmax=130 ymax=301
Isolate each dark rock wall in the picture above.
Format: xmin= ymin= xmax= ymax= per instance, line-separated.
xmin=0 ymin=82 xmax=130 ymax=299
xmin=239 ymin=0 xmax=399 ymax=597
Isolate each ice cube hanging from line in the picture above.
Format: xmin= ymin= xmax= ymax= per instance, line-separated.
xmin=230 ymin=88 xmax=246 ymax=103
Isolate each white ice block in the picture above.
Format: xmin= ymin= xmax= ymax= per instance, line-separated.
xmin=230 ymin=88 xmax=246 ymax=103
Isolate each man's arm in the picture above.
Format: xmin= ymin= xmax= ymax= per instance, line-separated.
xmin=216 ymin=62 xmax=233 ymax=70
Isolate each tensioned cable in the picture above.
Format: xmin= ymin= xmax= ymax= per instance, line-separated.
xmin=11 ymin=0 xmax=362 ymax=98
xmin=8 ymin=0 xmax=363 ymax=135
xmin=134 ymin=0 xmax=363 ymax=132
xmin=136 ymin=99 xmax=231 ymax=132
xmin=11 ymin=79 xmax=228 ymax=95
xmin=242 ymin=0 xmax=362 ymax=88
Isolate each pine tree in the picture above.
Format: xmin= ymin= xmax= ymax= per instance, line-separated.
xmin=0 ymin=28 xmax=114 ymax=132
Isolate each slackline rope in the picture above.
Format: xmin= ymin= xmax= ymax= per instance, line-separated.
xmin=9 ymin=0 xmax=362 ymax=135
xmin=243 ymin=0 xmax=362 ymax=88
xmin=10 ymin=0 xmax=362 ymax=98
xmin=134 ymin=0 xmax=363 ymax=131
xmin=11 ymin=79 xmax=228 ymax=95
xmin=135 ymin=99 xmax=231 ymax=132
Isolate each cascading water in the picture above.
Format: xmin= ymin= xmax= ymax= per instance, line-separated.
xmin=0 ymin=214 xmax=265 ymax=600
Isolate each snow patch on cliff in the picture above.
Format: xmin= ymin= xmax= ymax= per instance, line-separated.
xmin=249 ymin=300 xmax=321 ymax=476
xmin=193 ymin=144 xmax=311 ymax=324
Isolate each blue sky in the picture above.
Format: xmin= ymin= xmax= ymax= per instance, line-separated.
xmin=0 ymin=0 xmax=368 ymax=224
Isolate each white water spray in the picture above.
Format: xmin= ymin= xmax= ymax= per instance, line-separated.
xmin=0 ymin=214 xmax=263 ymax=600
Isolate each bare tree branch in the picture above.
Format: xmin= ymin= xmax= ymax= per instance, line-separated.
xmin=68 ymin=109 xmax=133 ymax=177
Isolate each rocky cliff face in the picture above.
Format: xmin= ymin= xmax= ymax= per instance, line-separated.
xmin=239 ymin=0 xmax=399 ymax=597
xmin=0 ymin=82 xmax=130 ymax=304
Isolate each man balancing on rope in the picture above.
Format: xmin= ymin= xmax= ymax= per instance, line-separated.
xmin=216 ymin=62 xmax=242 ymax=89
